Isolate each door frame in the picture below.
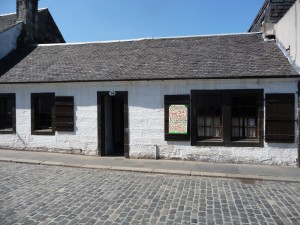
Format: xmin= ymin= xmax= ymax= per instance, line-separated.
xmin=97 ymin=91 xmax=129 ymax=157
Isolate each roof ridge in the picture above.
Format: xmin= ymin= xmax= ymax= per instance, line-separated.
xmin=0 ymin=8 xmax=48 ymax=17
xmin=34 ymin=32 xmax=263 ymax=47
xmin=0 ymin=12 xmax=16 ymax=17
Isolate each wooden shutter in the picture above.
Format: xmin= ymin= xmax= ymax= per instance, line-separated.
xmin=265 ymin=94 xmax=295 ymax=143
xmin=55 ymin=96 xmax=74 ymax=132
xmin=165 ymin=95 xmax=190 ymax=141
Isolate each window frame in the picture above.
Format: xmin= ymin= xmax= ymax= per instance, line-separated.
xmin=31 ymin=93 xmax=55 ymax=135
xmin=191 ymin=89 xmax=264 ymax=147
xmin=164 ymin=95 xmax=190 ymax=141
xmin=0 ymin=93 xmax=16 ymax=134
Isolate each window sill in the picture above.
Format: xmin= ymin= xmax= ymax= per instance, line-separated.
xmin=32 ymin=129 xmax=55 ymax=136
xmin=0 ymin=128 xmax=15 ymax=134
xmin=229 ymin=139 xmax=263 ymax=147
xmin=196 ymin=139 xmax=263 ymax=147
xmin=196 ymin=140 xmax=224 ymax=146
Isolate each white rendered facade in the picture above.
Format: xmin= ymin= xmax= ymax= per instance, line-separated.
xmin=0 ymin=78 xmax=298 ymax=166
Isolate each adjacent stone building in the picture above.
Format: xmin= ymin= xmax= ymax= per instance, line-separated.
xmin=249 ymin=0 xmax=296 ymax=34
xmin=0 ymin=0 xmax=64 ymax=59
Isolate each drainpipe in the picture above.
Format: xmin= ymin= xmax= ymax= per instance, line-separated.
xmin=298 ymin=81 xmax=300 ymax=167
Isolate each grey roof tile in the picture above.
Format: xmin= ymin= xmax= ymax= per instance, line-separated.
xmin=0 ymin=13 xmax=17 ymax=32
xmin=0 ymin=33 xmax=298 ymax=83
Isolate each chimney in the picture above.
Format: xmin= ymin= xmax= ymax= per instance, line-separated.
xmin=17 ymin=0 xmax=38 ymax=44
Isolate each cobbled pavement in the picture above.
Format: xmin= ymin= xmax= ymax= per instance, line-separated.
xmin=0 ymin=162 xmax=300 ymax=225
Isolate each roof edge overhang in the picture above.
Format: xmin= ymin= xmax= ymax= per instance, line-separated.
xmin=0 ymin=21 xmax=23 ymax=34
xmin=32 ymin=32 xmax=263 ymax=47
xmin=0 ymin=75 xmax=298 ymax=85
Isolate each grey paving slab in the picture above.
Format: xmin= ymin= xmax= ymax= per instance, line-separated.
xmin=152 ymin=169 xmax=191 ymax=176
xmin=40 ymin=161 xmax=64 ymax=166
xmin=1 ymin=162 xmax=300 ymax=225
xmin=62 ymin=163 xmax=84 ymax=168
xmin=0 ymin=149 xmax=300 ymax=183
xmin=191 ymin=171 xmax=227 ymax=178
xmin=12 ymin=158 xmax=42 ymax=164
xmin=81 ymin=164 xmax=111 ymax=170
xmin=0 ymin=157 xmax=12 ymax=162
xmin=110 ymin=166 xmax=153 ymax=173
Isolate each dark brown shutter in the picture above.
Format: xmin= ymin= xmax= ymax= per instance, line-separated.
xmin=165 ymin=95 xmax=190 ymax=141
xmin=55 ymin=96 xmax=74 ymax=132
xmin=265 ymin=94 xmax=295 ymax=143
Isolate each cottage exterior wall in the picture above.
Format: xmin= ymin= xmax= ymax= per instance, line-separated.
xmin=0 ymin=78 xmax=298 ymax=166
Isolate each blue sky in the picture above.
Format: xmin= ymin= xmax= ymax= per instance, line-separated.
xmin=0 ymin=0 xmax=265 ymax=43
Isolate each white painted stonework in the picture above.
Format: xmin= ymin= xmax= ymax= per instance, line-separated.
xmin=0 ymin=23 xmax=23 ymax=60
xmin=0 ymin=78 xmax=298 ymax=166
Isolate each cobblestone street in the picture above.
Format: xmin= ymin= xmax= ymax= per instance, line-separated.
xmin=0 ymin=162 xmax=300 ymax=225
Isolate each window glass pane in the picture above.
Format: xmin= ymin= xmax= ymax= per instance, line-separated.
xmin=35 ymin=96 xmax=54 ymax=130
xmin=197 ymin=117 xmax=204 ymax=126
xmin=231 ymin=95 xmax=257 ymax=139
xmin=197 ymin=95 xmax=222 ymax=139
xmin=0 ymin=97 xmax=14 ymax=130
xmin=205 ymin=117 xmax=212 ymax=126
xmin=212 ymin=117 xmax=221 ymax=126
xmin=197 ymin=127 xmax=205 ymax=136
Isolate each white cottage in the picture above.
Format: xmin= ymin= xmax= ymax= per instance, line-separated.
xmin=0 ymin=0 xmax=299 ymax=166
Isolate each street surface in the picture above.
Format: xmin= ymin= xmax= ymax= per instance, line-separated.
xmin=0 ymin=162 xmax=299 ymax=225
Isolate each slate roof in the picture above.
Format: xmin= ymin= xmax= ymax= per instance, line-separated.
xmin=0 ymin=13 xmax=18 ymax=32
xmin=0 ymin=33 xmax=298 ymax=84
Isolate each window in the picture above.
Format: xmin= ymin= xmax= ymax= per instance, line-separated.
xmin=0 ymin=94 xmax=16 ymax=133
xmin=265 ymin=94 xmax=295 ymax=143
xmin=165 ymin=95 xmax=190 ymax=141
xmin=197 ymin=95 xmax=222 ymax=140
xmin=231 ymin=95 xmax=258 ymax=140
xmin=31 ymin=93 xmax=74 ymax=135
xmin=191 ymin=90 xmax=263 ymax=147
xmin=32 ymin=93 xmax=55 ymax=135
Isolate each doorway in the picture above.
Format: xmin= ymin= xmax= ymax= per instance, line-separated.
xmin=97 ymin=92 xmax=129 ymax=157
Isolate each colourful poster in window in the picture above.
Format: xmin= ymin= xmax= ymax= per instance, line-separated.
xmin=169 ymin=105 xmax=188 ymax=134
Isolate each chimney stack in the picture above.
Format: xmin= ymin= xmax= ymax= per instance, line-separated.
xmin=17 ymin=0 xmax=38 ymax=44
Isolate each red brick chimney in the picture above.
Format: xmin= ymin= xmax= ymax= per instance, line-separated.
xmin=16 ymin=0 xmax=38 ymax=44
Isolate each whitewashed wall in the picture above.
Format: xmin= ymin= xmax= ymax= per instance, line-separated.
xmin=0 ymin=22 xmax=23 ymax=60
xmin=0 ymin=78 xmax=298 ymax=166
